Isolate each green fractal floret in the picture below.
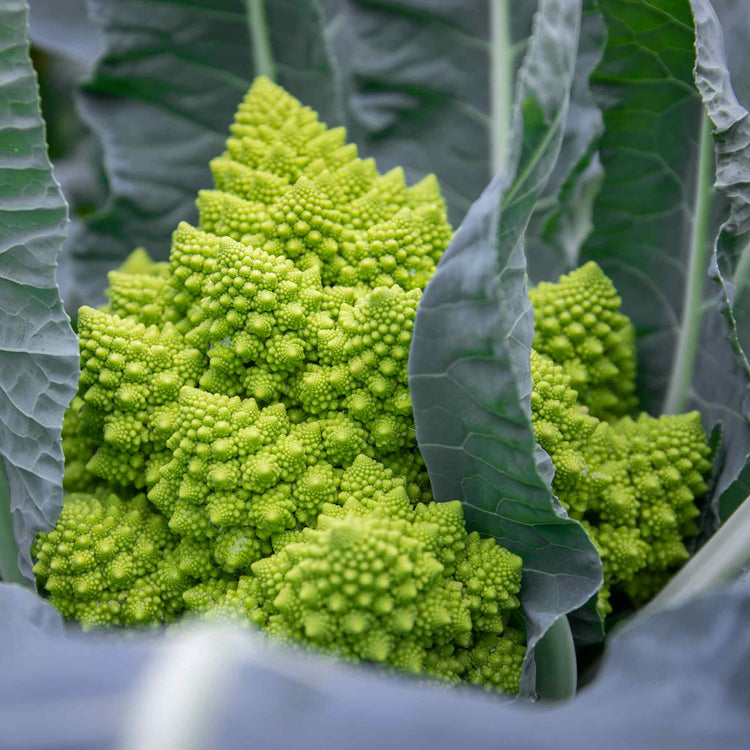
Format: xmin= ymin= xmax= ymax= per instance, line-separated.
xmin=104 ymin=247 xmax=170 ymax=325
xmin=60 ymin=74 xmax=454 ymax=503
xmin=529 ymin=265 xmax=712 ymax=615
xmin=38 ymin=77 xmax=527 ymax=694
xmin=75 ymin=306 xmax=207 ymax=488
xmin=529 ymin=261 xmax=638 ymax=421
xmin=184 ymin=455 xmax=525 ymax=693
xmin=65 ymin=76 xmax=451 ymax=497
xmin=32 ymin=492 xmax=191 ymax=628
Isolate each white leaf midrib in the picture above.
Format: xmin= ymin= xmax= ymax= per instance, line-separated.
xmin=490 ymin=0 xmax=512 ymax=176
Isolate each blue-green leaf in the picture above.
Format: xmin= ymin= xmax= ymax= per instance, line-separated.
xmin=690 ymin=0 xmax=750 ymax=520
xmin=0 ymin=0 xmax=79 ymax=582
xmin=0 ymin=582 xmax=63 ymax=636
xmin=524 ymin=0 xmax=606 ymax=283
xmin=323 ymin=0 xmax=538 ymax=227
xmin=59 ymin=0 xmax=342 ymax=310
xmin=409 ymin=0 xmax=601 ymax=695
xmin=0 ymin=465 xmax=24 ymax=585
xmin=718 ymin=461 xmax=750 ymax=521
xmin=580 ymin=0 xmax=750 ymax=519
xmin=28 ymin=0 xmax=103 ymax=70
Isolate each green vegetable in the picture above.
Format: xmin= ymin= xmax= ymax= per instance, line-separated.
xmin=32 ymin=492 xmax=190 ymax=626
xmin=34 ymin=77 xmax=527 ymax=694
xmin=529 ymin=263 xmax=712 ymax=616
xmin=30 ymin=75 xmax=714 ymax=690
xmin=188 ymin=455 xmax=526 ymax=693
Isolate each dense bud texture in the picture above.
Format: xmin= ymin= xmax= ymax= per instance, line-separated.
xmin=32 ymin=492 xmax=191 ymax=627
xmin=38 ymin=77 xmax=527 ymax=694
xmin=529 ymin=262 xmax=637 ymax=421
xmin=64 ymin=76 xmax=455 ymax=501
xmin=185 ymin=456 xmax=525 ymax=692
xmin=529 ymin=266 xmax=712 ymax=615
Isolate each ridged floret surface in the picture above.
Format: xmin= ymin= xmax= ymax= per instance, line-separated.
xmin=529 ymin=264 xmax=712 ymax=615
xmin=38 ymin=77 xmax=527 ymax=694
xmin=32 ymin=492 xmax=191 ymax=628
xmin=184 ymin=456 xmax=525 ymax=693
xmin=529 ymin=262 xmax=638 ymax=421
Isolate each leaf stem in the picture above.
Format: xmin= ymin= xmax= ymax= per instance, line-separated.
xmin=663 ymin=113 xmax=714 ymax=414
xmin=0 ymin=461 xmax=27 ymax=586
xmin=247 ymin=0 xmax=276 ymax=81
xmin=733 ymin=239 xmax=750 ymax=303
xmin=534 ymin=615 xmax=577 ymax=702
xmin=638 ymin=494 xmax=750 ymax=618
xmin=490 ymin=0 xmax=512 ymax=175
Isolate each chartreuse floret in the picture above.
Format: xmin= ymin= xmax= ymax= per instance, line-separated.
xmin=61 ymin=395 xmax=97 ymax=493
xmin=529 ymin=265 xmax=712 ymax=615
xmin=75 ymin=306 xmax=206 ymax=488
xmin=81 ymin=76 xmax=454 ymax=491
xmin=529 ymin=262 xmax=637 ymax=421
xmin=148 ymin=388 xmax=360 ymax=557
xmin=104 ymin=247 xmax=170 ymax=325
xmin=32 ymin=491 xmax=191 ymax=628
xmin=185 ymin=456 xmax=525 ymax=693
xmin=40 ymin=77 xmax=529 ymax=694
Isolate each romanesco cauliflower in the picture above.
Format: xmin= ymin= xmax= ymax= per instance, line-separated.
xmin=35 ymin=76 xmax=712 ymax=693
xmin=185 ymin=455 xmax=525 ymax=691
xmin=529 ymin=263 xmax=712 ymax=615
xmin=32 ymin=491 xmax=190 ymax=627
xmin=35 ymin=77 xmax=527 ymax=695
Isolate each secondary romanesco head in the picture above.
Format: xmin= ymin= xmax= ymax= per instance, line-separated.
xmin=37 ymin=77 xmax=528 ymax=695
xmin=529 ymin=265 xmax=712 ymax=615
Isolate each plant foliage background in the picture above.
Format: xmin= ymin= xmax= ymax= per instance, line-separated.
xmin=0 ymin=0 xmax=748 ymax=737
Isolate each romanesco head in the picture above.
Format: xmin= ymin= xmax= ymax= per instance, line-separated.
xmin=38 ymin=77 xmax=531 ymax=696
xmin=184 ymin=454 xmax=525 ymax=692
xmin=529 ymin=264 xmax=713 ymax=615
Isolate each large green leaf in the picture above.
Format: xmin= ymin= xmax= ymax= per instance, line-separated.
xmin=718 ymin=461 xmax=750 ymax=520
xmin=2 ymin=582 xmax=749 ymax=746
xmin=0 ymin=0 xmax=80 ymax=582
xmin=0 ymin=582 xmax=64 ymax=635
xmin=409 ymin=0 xmax=602 ymax=695
xmin=580 ymin=0 xmax=749 ymax=512
xmin=59 ymin=0 xmax=342 ymax=310
xmin=324 ymin=0 xmax=606 ymax=242
xmin=322 ymin=0 xmax=537 ymax=226
xmin=0 ymin=582 xmax=748 ymax=745
xmin=0 ymin=465 xmax=25 ymax=585
xmin=28 ymin=0 xmax=103 ymax=69
xmin=691 ymin=0 xmax=750 ymax=520
xmin=692 ymin=0 xmax=750 ymax=362
xmin=524 ymin=0 xmax=606 ymax=283
xmin=28 ymin=2 xmax=107 ymax=227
